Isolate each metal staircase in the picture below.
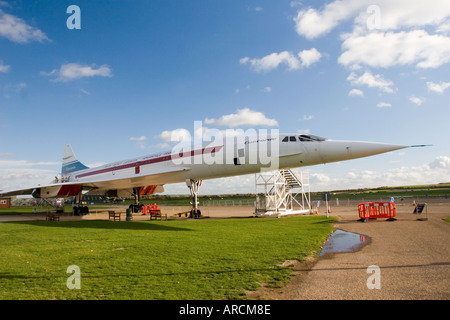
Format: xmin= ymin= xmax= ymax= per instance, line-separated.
xmin=255 ymin=168 xmax=311 ymax=217
xmin=41 ymin=197 xmax=65 ymax=213
xmin=280 ymin=169 xmax=302 ymax=189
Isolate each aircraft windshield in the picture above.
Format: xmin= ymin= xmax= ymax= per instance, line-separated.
xmin=282 ymin=134 xmax=327 ymax=142
xmin=298 ymin=134 xmax=327 ymax=142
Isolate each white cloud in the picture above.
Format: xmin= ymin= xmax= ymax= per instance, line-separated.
xmin=234 ymin=85 xmax=251 ymax=94
xmin=129 ymin=136 xmax=147 ymax=142
xmin=0 ymin=153 xmax=12 ymax=158
xmin=308 ymin=156 xmax=450 ymax=191
xmin=0 ymin=159 xmax=59 ymax=191
xmin=156 ymin=125 xmax=213 ymax=147
xmin=241 ymin=48 xmax=322 ymax=72
xmin=239 ymin=57 xmax=249 ymax=64
xmin=297 ymin=129 xmax=311 ymax=135
xmin=0 ymin=159 xmax=59 ymax=168
xmin=293 ymin=0 xmax=364 ymax=39
xmin=130 ymin=136 xmax=148 ymax=149
xmin=293 ymin=1 xmax=450 ymax=70
xmin=436 ymin=22 xmax=450 ymax=34
xmin=158 ymin=128 xmax=192 ymax=142
xmin=80 ymin=88 xmax=91 ymax=96
xmin=41 ymin=63 xmax=112 ymax=82
xmin=348 ymin=88 xmax=364 ymax=97
xmin=240 ymin=51 xmax=300 ymax=72
xmin=310 ymin=173 xmax=331 ymax=185
xmin=376 ymin=102 xmax=392 ymax=108
xmin=353 ymin=0 xmax=450 ymax=32
xmin=426 ymin=81 xmax=450 ymax=93
xmin=204 ymin=108 xmax=278 ymax=128
xmin=0 ymin=9 xmax=49 ymax=43
xmin=409 ymin=96 xmax=423 ymax=106
xmin=298 ymin=48 xmax=322 ymax=67
xmin=347 ymin=71 xmax=395 ymax=93
xmin=362 ymin=156 xmax=450 ymax=188
xmin=0 ymin=61 xmax=10 ymax=73
xmin=339 ymin=30 xmax=450 ymax=69
xmin=301 ymin=115 xmax=314 ymax=121
xmin=156 ymin=143 xmax=170 ymax=149
xmin=16 ymin=82 xmax=26 ymax=91
xmin=429 ymin=156 xmax=450 ymax=169
xmin=293 ymin=0 xmax=450 ymax=39
xmin=1 ymin=82 xmax=26 ymax=98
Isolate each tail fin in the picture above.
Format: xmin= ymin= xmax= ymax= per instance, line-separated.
xmin=62 ymin=144 xmax=89 ymax=175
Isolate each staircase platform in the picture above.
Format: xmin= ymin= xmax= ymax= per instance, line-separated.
xmin=254 ymin=169 xmax=311 ymax=217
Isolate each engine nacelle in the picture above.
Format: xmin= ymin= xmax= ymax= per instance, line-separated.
xmin=32 ymin=184 xmax=83 ymax=198
xmin=32 ymin=186 xmax=62 ymax=198
xmin=87 ymin=185 xmax=164 ymax=198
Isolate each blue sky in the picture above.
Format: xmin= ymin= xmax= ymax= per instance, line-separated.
xmin=1 ymin=0 xmax=449 ymax=194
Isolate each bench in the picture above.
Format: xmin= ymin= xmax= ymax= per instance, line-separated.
xmin=45 ymin=212 xmax=60 ymax=222
xmin=108 ymin=210 xmax=121 ymax=221
xmin=149 ymin=209 xmax=167 ymax=221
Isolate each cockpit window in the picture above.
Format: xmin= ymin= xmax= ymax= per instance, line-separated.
xmin=282 ymin=136 xmax=298 ymax=142
xmin=299 ymin=134 xmax=327 ymax=142
xmin=282 ymin=134 xmax=327 ymax=142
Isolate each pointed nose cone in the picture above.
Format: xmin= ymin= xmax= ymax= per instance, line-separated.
xmin=349 ymin=141 xmax=408 ymax=159
xmin=318 ymin=140 xmax=408 ymax=163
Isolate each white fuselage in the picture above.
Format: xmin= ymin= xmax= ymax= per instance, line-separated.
xmin=62 ymin=134 xmax=406 ymax=192
xmin=0 ymin=133 xmax=409 ymax=199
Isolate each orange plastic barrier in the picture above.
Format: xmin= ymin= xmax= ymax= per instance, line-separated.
xmin=141 ymin=203 xmax=159 ymax=215
xmin=358 ymin=202 xmax=397 ymax=221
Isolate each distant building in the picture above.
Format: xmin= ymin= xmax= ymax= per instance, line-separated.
xmin=0 ymin=197 xmax=11 ymax=208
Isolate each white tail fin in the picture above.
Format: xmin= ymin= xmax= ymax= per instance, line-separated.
xmin=62 ymin=144 xmax=89 ymax=174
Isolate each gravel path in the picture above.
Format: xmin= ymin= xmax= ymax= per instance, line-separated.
xmin=258 ymin=203 xmax=450 ymax=300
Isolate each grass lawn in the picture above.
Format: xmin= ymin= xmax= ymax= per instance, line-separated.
xmin=0 ymin=216 xmax=336 ymax=300
xmin=0 ymin=206 xmax=113 ymax=216
xmin=0 ymin=207 xmax=56 ymax=216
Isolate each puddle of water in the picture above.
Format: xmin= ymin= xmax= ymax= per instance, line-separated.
xmin=319 ymin=229 xmax=368 ymax=256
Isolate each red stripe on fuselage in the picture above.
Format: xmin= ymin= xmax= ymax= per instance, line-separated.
xmin=75 ymin=146 xmax=222 ymax=179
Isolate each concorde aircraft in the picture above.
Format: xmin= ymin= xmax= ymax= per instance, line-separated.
xmin=0 ymin=133 xmax=420 ymax=217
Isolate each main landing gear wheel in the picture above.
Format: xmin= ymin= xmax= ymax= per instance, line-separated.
xmin=73 ymin=206 xmax=89 ymax=216
xmin=73 ymin=192 xmax=89 ymax=216
xmin=129 ymin=203 xmax=143 ymax=213
xmin=190 ymin=209 xmax=202 ymax=219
